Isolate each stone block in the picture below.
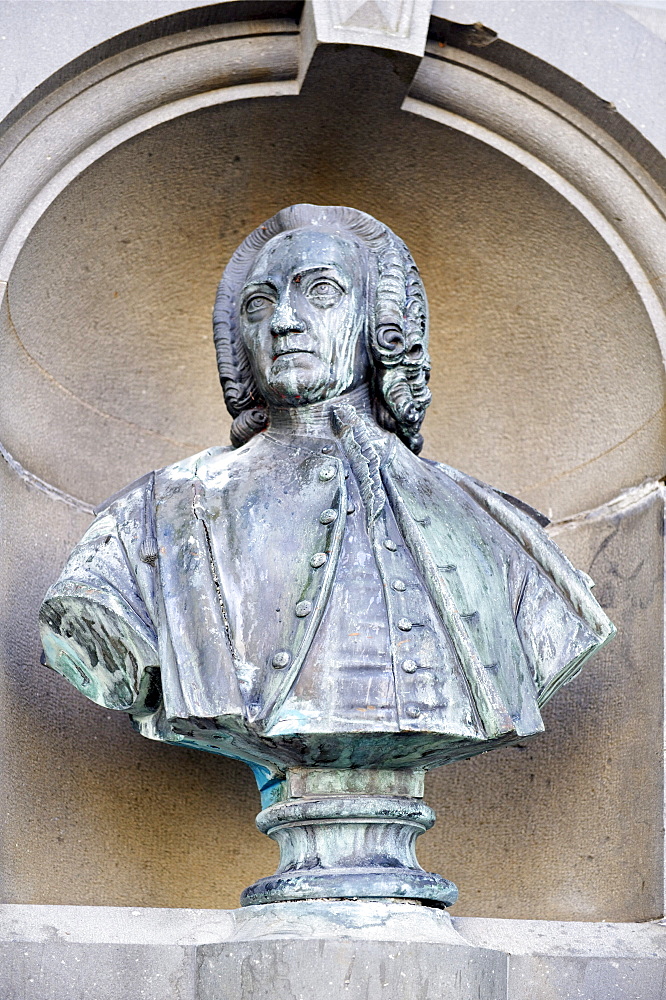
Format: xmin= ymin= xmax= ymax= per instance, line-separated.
xmin=456 ymin=914 xmax=666 ymax=1000
xmin=0 ymin=942 xmax=194 ymax=1000
xmin=198 ymin=938 xmax=505 ymax=1000
xmin=1 ymin=902 xmax=665 ymax=1000
xmin=508 ymin=954 xmax=666 ymax=1000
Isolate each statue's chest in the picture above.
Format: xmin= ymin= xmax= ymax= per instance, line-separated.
xmin=197 ymin=443 xmax=351 ymax=719
xmin=272 ymin=469 xmax=482 ymax=738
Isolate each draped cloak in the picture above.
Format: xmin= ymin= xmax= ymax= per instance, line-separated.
xmin=39 ymin=421 xmax=615 ymax=777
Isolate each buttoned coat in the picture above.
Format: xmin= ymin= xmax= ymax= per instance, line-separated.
xmin=40 ymin=425 xmax=615 ymax=773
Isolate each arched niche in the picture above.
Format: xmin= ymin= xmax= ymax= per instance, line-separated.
xmin=0 ymin=8 xmax=664 ymax=921
xmin=0 ymin=12 xmax=664 ymax=520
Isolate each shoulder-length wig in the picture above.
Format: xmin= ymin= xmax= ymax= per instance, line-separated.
xmin=212 ymin=204 xmax=431 ymax=453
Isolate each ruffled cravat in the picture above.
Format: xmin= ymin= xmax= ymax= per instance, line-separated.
xmin=332 ymin=402 xmax=386 ymax=527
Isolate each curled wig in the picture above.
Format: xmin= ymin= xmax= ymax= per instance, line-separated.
xmin=212 ymin=204 xmax=431 ymax=453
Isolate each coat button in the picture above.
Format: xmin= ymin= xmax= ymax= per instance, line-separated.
xmin=310 ymin=552 xmax=328 ymax=568
xmin=397 ymin=618 xmax=412 ymax=631
xmin=321 ymin=444 xmax=334 ymax=454
xmin=405 ymin=705 xmax=421 ymax=719
xmin=272 ymin=651 xmax=291 ymax=669
xmin=319 ymin=466 xmax=336 ymax=481
xmin=347 ymin=502 xmax=356 ymax=514
xmin=384 ymin=539 xmax=397 ymax=551
xmin=401 ymin=659 xmax=418 ymax=673
xmin=320 ymin=509 xmax=337 ymax=524
xmin=295 ymin=600 xmax=313 ymax=617
xmin=392 ymin=579 xmax=406 ymax=592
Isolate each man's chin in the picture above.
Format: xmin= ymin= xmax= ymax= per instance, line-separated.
xmin=265 ymin=358 xmax=328 ymax=405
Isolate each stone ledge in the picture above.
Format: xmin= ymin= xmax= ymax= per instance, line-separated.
xmin=0 ymin=901 xmax=664 ymax=999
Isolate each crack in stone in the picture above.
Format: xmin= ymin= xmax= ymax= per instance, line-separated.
xmin=0 ymin=437 xmax=94 ymax=513
xmin=3 ymin=283 xmax=200 ymax=450
xmin=514 ymin=403 xmax=665 ymax=496
xmin=549 ymin=477 xmax=664 ymax=533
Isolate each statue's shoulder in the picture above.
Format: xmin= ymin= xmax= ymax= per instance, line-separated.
xmin=417 ymin=454 xmax=612 ymax=632
xmin=389 ymin=441 xmax=550 ymax=531
xmin=94 ymin=445 xmax=237 ymax=515
xmin=423 ymin=457 xmax=550 ymax=528
xmin=94 ymin=469 xmax=158 ymax=515
xmin=93 ymin=434 xmax=275 ymax=524
xmin=157 ymin=445 xmax=238 ymax=489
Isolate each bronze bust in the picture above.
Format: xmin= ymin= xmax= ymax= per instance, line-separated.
xmin=40 ymin=205 xmax=615 ymax=906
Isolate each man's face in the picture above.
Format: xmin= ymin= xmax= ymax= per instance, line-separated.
xmin=239 ymin=229 xmax=369 ymax=407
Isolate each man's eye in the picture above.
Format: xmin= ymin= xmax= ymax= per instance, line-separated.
xmin=308 ymin=280 xmax=343 ymax=301
xmin=245 ymin=295 xmax=273 ymax=315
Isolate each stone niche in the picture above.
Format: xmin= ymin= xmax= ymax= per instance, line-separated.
xmin=0 ymin=38 xmax=664 ymax=923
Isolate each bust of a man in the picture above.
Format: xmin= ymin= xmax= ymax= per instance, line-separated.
xmin=40 ymin=206 xmax=614 ymax=901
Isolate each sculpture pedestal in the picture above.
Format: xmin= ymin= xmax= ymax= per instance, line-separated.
xmin=1 ymin=901 xmax=665 ymax=1000
xmin=241 ymin=768 xmax=457 ymax=907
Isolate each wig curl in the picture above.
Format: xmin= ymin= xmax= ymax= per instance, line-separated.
xmin=212 ymin=204 xmax=431 ymax=453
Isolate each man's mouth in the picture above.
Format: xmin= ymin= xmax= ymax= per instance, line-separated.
xmin=272 ymin=347 xmax=315 ymax=361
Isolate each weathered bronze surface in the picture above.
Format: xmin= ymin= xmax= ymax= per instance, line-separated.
xmin=39 ymin=205 xmax=615 ymax=907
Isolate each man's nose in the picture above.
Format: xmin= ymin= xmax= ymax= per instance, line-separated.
xmin=270 ymin=293 xmax=306 ymax=336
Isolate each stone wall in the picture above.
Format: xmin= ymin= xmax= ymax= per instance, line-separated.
xmin=1 ymin=38 xmax=663 ymax=921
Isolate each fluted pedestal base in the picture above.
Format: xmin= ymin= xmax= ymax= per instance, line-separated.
xmin=241 ymin=769 xmax=457 ymax=908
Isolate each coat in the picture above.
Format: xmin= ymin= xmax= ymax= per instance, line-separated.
xmin=39 ymin=422 xmax=615 ymax=775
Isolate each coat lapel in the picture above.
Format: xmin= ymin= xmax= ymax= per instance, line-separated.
xmin=153 ymin=452 xmax=245 ymax=721
xmin=384 ymin=445 xmax=538 ymax=738
xmin=157 ymin=435 xmax=348 ymax=725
